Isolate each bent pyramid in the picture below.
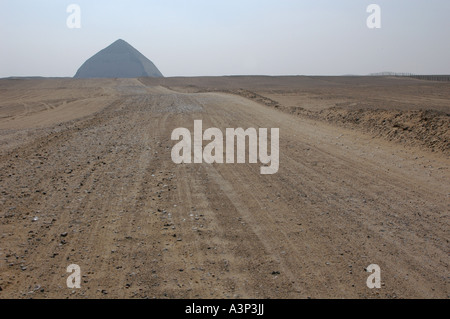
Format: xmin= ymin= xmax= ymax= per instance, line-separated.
xmin=74 ymin=39 xmax=163 ymax=78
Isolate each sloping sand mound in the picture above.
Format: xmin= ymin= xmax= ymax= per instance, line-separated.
xmin=317 ymin=108 xmax=449 ymax=155
xmin=280 ymin=106 xmax=449 ymax=156
xmin=224 ymin=88 xmax=449 ymax=155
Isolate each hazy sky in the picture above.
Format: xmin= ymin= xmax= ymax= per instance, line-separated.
xmin=1 ymin=0 xmax=449 ymax=77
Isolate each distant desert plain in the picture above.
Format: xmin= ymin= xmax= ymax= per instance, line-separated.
xmin=0 ymin=76 xmax=449 ymax=298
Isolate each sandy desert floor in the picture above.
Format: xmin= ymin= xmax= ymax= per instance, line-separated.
xmin=0 ymin=76 xmax=448 ymax=299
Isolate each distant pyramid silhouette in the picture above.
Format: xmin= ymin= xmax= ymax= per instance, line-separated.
xmin=74 ymin=39 xmax=163 ymax=78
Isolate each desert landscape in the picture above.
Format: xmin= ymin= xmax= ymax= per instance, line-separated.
xmin=0 ymin=75 xmax=448 ymax=299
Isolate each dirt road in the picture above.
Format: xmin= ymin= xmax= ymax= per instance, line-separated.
xmin=0 ymin=78 xmax=448 ymax=298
